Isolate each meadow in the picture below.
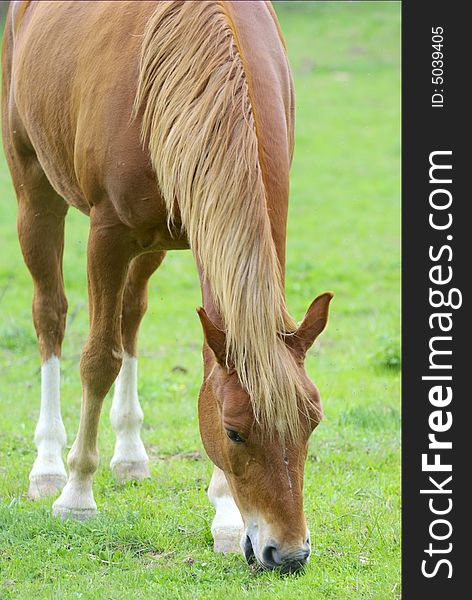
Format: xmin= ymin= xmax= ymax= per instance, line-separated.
xmin=0 ymin=3 xmax=400 ymax=598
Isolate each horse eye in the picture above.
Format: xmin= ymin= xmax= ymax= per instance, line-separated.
xmin=225 ymin=429 xmax=244 ymax=443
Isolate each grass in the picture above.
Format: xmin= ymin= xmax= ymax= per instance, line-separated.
xmin=0 ymin=3 xmax=400 ymax=598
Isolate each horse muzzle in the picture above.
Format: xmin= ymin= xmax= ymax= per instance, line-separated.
xmin=243 ymin=534 xmax=311 ymax=573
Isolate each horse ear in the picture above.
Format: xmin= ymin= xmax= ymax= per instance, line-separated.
xmin=286 ymin=292 xmax=334 ymax=358
xmin=197 ymin=307 xmax=227 ymax=366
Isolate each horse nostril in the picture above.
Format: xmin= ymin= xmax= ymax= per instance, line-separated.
xmin=243 ymin=535 xmax=256 ymax=565
xmin=262 ymin=544 xmax=282 ymax=568
xmin=262 ymin=542 xmax=310 ymax=572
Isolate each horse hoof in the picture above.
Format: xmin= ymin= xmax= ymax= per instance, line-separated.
xmin=52 ymin=503 xmax=97 ymax=521
xmin=111 ymin=461 xmax=150 ymax=482
xmin=28 ymin=475 xmax=67 ymax=500
xmin=212 ymin=527 xmax=244 ymax=554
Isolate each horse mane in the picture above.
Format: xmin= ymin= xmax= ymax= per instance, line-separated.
xmin=134 ymin=1 xmax=320 ymax=441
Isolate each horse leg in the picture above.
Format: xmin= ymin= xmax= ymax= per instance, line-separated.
xmin=208 ymin=466 xmax=244 ymax=553
xmin=15 ymin=167 xmax=69 ymax=500
xmin=110 ymin=250 xmax=166 ymax=481
xmin=52 ymin=217 xmax=132 ymax=519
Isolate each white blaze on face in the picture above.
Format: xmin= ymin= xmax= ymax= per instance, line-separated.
xmin=283 ymin=448 xmax=294 ymax=496
xmin=29 ymin=355 xmax=67 ymax=481
xmin=110 ymin=353 xmax=149 ymax=467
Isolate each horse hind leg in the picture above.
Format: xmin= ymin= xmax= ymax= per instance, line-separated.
xmin=15 ymin=166 xmax=69 ymax=499
xmin=110 ymin=250 xmax=166 ymax=482
xmin=208 ymin=467 xmax=244 ymax=553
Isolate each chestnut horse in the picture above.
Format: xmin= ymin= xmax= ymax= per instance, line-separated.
xmin=2 ymin=1 xmax=332 ymax=572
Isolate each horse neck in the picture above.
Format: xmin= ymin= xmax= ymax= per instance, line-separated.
xmin=197 ymin=222 xmax=287 ymax=333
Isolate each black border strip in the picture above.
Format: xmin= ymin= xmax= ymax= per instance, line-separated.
xmin=402 ymin=1 xmax=467 ymax=596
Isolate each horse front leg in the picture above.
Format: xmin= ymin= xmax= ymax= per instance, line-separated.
xmin=110 ymin=251 xmax=166 ymax=482
xmin=208 ymin=466 xmax=244 ymax=553
xmin=52 ymin=217 xmax=133 ymax=519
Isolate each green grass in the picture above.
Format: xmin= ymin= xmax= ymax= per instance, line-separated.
xmin=0 ymin=3 xmax=400 ymax=598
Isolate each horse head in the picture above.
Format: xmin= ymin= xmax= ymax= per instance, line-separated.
xmin=197 ymin=292 xmax=332 ymax=572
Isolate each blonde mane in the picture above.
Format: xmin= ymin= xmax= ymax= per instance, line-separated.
xmin=134 ymin=1 xmax=319 ymax=440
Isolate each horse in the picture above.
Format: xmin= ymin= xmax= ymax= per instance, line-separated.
xmin=2 ymin=0 xmax=332 ymax=573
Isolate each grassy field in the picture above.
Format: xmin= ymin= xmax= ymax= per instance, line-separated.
xmin=0 ymin=3 xmax=400 ymax=598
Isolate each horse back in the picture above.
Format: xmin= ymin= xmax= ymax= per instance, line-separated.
xmin=2 ymin=1 xmax=294 ymax=249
